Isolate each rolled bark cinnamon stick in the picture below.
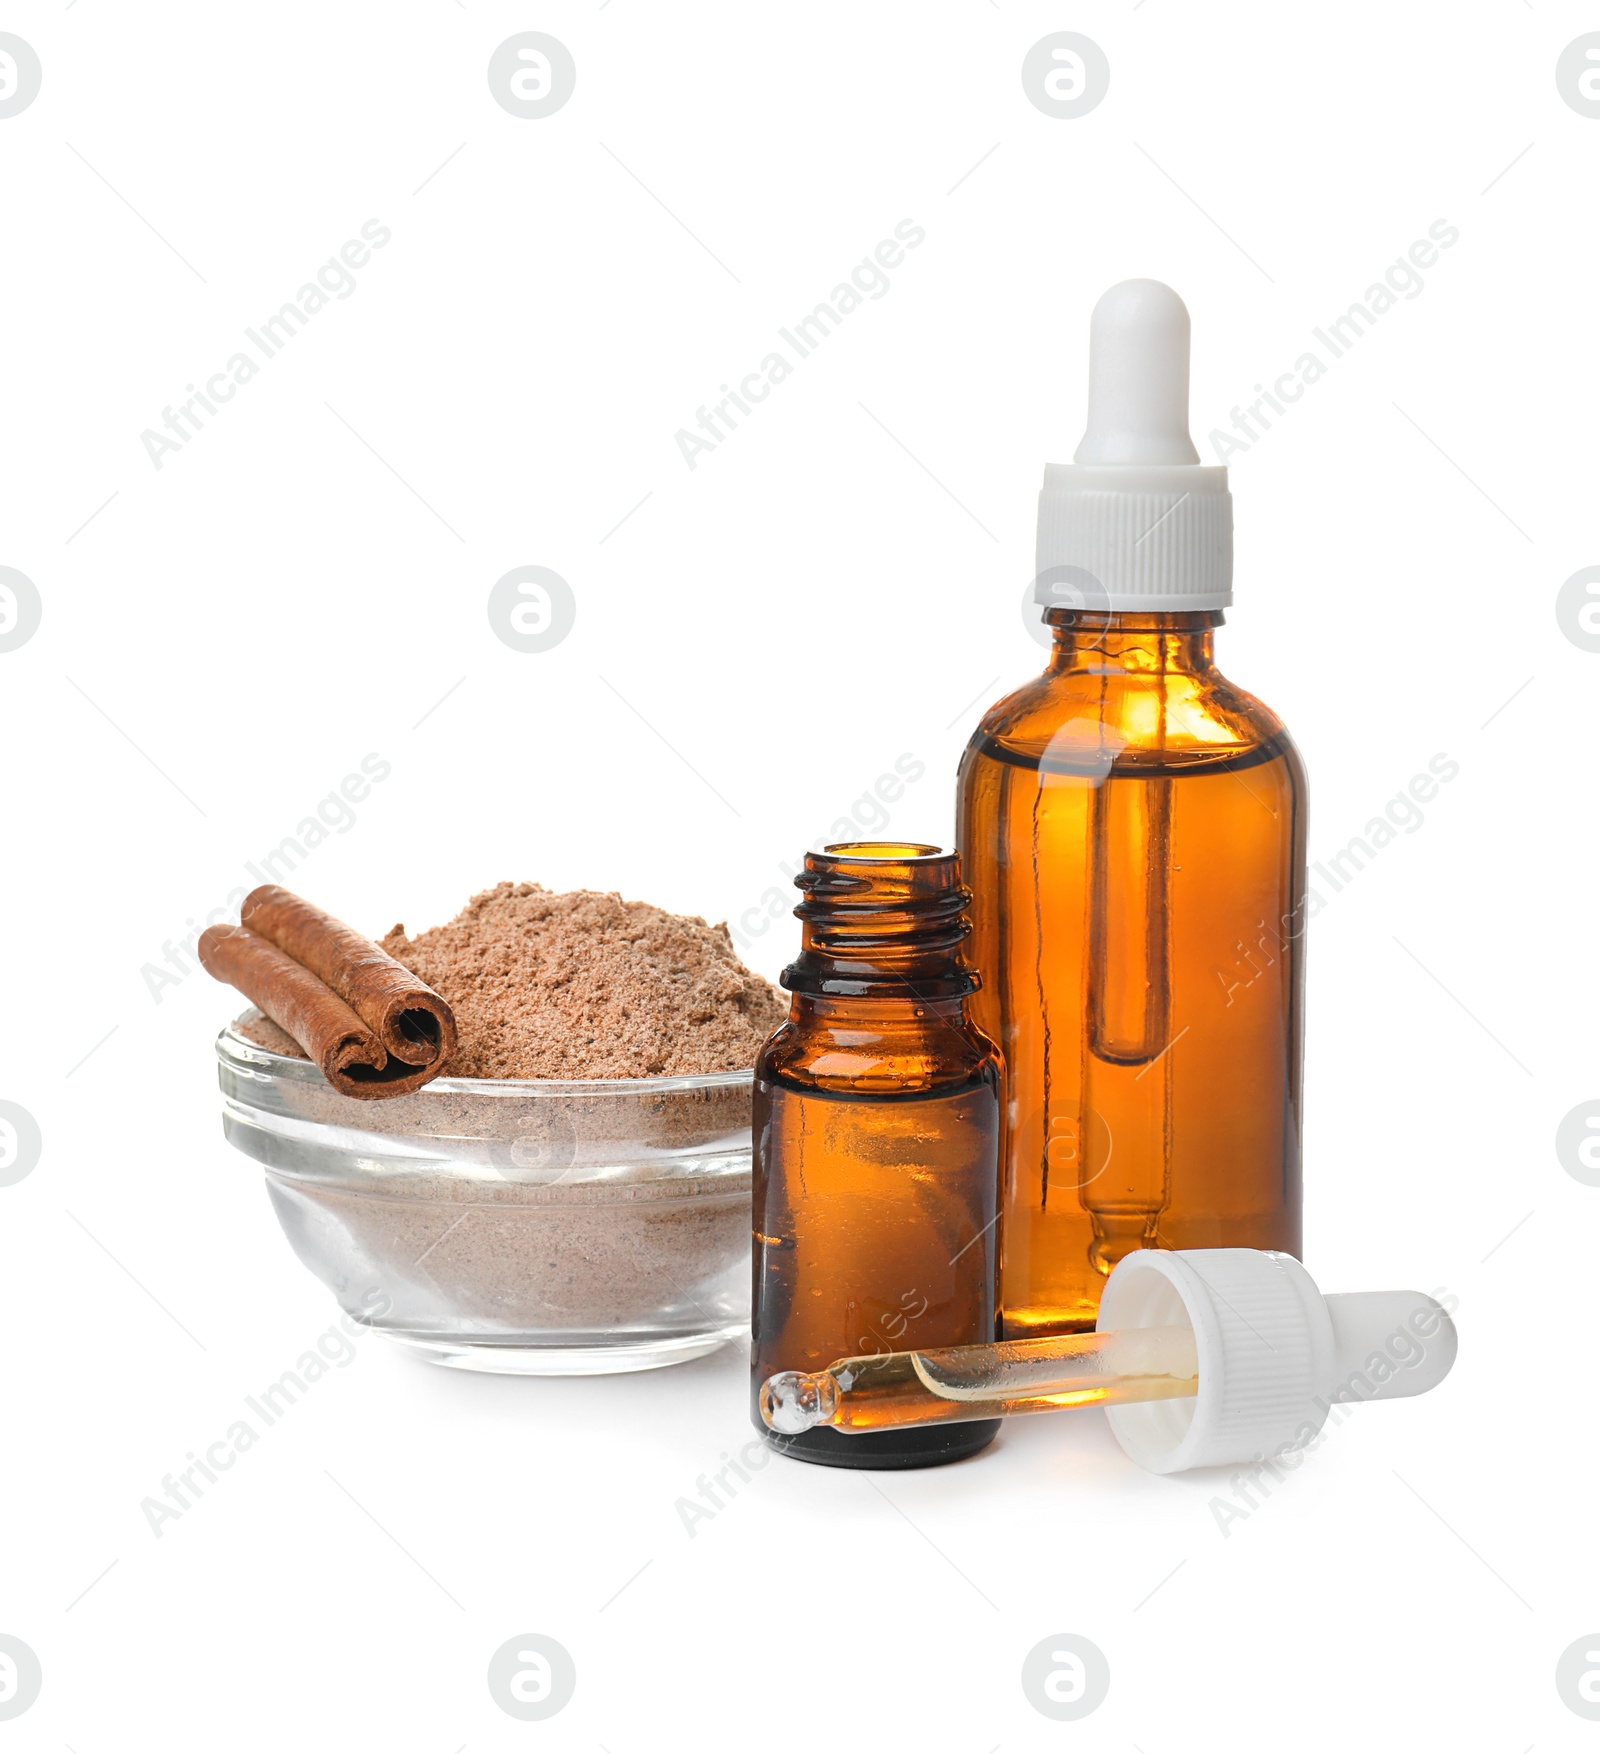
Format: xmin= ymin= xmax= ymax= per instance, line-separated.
xmin=239 ymin=885 xmax=457 ymax=1071
xmin=198 ymin=925 xmax=445 ymax=1098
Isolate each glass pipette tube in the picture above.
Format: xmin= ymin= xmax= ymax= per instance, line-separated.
xmin=760 ymin=1324 xmax=1198 ymax=1436
xmin=1080 ymin=676 xmax=1175 ymax=1275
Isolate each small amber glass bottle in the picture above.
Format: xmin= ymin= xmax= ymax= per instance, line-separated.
xmin=750 ymin=842 xmax=1002 ymax=1469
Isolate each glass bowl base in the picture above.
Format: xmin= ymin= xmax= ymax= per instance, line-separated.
xmin=372 ymin=1322 xmax=747 ymax=1376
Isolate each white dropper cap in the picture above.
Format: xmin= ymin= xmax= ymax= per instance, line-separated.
xmin=1095 ymin=1249 xmax=1457 ymax=1475
xmin=1036 ymin=279 xmax=1232 ymax=614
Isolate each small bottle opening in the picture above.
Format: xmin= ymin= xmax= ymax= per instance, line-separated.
xmin=822 ymin=841 xmax=947 ymax=862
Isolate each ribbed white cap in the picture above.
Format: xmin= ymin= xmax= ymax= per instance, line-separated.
xmin=1095 ymin=1249 xmax=1457 ymax=1475
xmin=1036 ymin=280 xmax=1232 ymax=615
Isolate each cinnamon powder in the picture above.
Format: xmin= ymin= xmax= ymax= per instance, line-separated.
xmin=379 ymin=882 xmax=786 ymax=1079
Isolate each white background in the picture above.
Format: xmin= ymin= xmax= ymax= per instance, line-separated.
xmin=2 ymin=3 xmax=1596 ymax=1747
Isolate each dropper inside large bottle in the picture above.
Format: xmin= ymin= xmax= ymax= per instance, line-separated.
xmin=1070 ymin=282 xmax=1202 ymax=1274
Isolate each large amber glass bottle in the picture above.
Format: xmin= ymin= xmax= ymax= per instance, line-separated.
xmin=751 ymin=843 xmax=1002 ymax=1468
xmin=957 ymin=608 xmax=1305 ymax=1338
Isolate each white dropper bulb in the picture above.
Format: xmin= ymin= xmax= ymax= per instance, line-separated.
xmin=1073 ymin=279 xmax=1201 ymax=466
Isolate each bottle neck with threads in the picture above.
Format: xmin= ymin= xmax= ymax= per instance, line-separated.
xmin=780 ymin=842 xmax=980 ymax=1005
xmin=1046 ymin=609 xmax=1222 ymax=679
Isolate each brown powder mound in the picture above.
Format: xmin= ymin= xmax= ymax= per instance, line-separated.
xmin=374 ymin=881 xmax=788 ymax=1079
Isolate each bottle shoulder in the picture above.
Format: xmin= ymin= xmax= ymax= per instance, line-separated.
xmin=961 ymin=661 xmax=1300 ymax=778
xmin=757 ymin=1016 xmax=999 ymax=1098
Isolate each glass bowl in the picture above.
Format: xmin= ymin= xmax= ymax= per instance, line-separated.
xmin=214 ymin=1021 xmax=752 ymax=1374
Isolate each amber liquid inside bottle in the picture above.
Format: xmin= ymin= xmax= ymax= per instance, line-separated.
xmin=957 ymin=612 xmax=1305 ymax=1338
xmin=750 ymin=843 xmax=1002 ymax=1468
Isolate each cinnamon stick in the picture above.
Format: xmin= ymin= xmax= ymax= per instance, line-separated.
xmin=199 ymin=925 xmax=441 ymax=1097
xmin=239 ymin=885 xmax=457 ymax=1071
xmin=198 ymin=887 xmax=458 ymax=1100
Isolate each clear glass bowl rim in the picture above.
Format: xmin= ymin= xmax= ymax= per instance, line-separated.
xmin=215 ymin=1020 xmax=756 ymax=1098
